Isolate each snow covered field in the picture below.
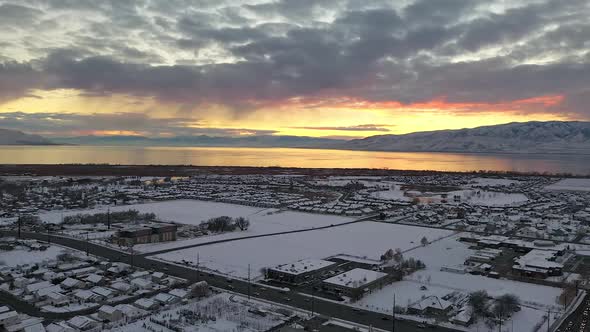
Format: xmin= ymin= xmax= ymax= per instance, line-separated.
xmin=356 ymin=234 xmax=563 ymax=331
xmin=155 ymin=222 xmax=453 ymax=279
xmin=470 ymin=177 xmax=521 ymax=187
xmin=0 ymin=242 xmax=70 ymax=267
xmin=35 ymin=199 xmax=358 ymax=253
xmin=545 ymin=178 xmax=590 ymax=191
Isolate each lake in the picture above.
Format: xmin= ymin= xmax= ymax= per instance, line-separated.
xmin=0 ymin=145 xmax=588 ymax=174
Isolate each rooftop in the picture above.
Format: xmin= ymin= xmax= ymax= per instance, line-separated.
xmin=271 ymin=259 xmax=336 ymax=276
xmin=322 ymin=268 xmax=387 ymax=289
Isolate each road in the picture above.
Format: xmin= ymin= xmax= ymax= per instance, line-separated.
xmin=557 ymin=294 xmax=590 ymax=332
xmin=4 ymin=229 xmax=459 ymax=332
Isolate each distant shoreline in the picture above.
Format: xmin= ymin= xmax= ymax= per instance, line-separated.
xmin=2 ymin=143 xmax=590 ymax=156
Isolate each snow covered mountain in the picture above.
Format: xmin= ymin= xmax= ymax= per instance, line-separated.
xmin=335 ymin=121 xmax=590 ymax=154
xmin=0 ymin=128 xmax=54 ymax=145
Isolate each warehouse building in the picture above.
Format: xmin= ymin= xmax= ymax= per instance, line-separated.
xmin=321 ymin=268 xmax=391 ymax=300
xmin=116 ymin=223 xmax=177 ymax=246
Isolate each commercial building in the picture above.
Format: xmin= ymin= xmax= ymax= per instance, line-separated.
xmin=116 ymin=223 xmax=177 ymax=246
xmin=512 ymin=249 xmax=563 ymax=278
xmin=267 ymin=259 xmax=336 ymax=285
xmin=321 ymin=268 xmax=391 ymax=300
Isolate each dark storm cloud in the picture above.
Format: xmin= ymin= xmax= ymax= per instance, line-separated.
xmin=1 ymin=0 xmax=590 ymax=117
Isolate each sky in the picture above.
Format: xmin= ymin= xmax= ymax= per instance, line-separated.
xmin=0 ymin=0 xmax=589 ymax=139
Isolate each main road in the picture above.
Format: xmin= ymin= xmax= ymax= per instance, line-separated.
xmin=3 ymin=229 xmax=459 ymax=332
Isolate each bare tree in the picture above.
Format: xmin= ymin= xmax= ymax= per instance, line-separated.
xmin=234 ymin=217 xmax=250 ymax=231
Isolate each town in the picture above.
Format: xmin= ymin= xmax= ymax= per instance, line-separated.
xmin=0 ymin=169 xmax=589 ymax=332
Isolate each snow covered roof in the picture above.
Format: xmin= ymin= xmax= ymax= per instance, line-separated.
xmin=60 ymin=278 xmax=82 ymax=288
xmin=91 ymin=286 xmax=115 ymax=298
xmin=26 ymin=280 xmax=53 ymax=293
xmin=271 ymin=259 xmax=336 ymax=276
xmin=322 ymin=268 xmax=387 ymax=289
xmin=514 ymin=249 xmax=563 ymax=270
xmin=168 ymin=288 xmax=189 ymax=298
xmin=409 ymin=296 xmax=453 ymax=311
xmin=85 ymin=274 xmax=103 ymax=284
xmin=98 ymin=305 xmax=118 ymax=315
xmin=23 ymin=323 xmax=46 ymax=332
xmin=66 ymin=316 xmax=97 ymax=330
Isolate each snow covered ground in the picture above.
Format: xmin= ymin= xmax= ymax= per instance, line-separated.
xmin=545 ymin=178 xmax=590 ymax=191
xmin=0 ymin=243 xmax=70 ymax=267
xmin=155 ymin=222 xmax=453 ymax=279
xmin=355 ymin=234 xmax=563 ymax=331
xmin=37 ymin=200 xmax=270 ymax=224
xmin=470 ymin=177 xmax=521 ymax=187
xmin=35 ymin=199 xmax=358 ymax=253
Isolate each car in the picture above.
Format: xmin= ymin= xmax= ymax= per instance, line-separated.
xmin=253 ymin=292 xmax=260 ymax=296
xmin=227 ymin=285 xmax=234 ymax=290
xmin=417 ymin=323 xmax=427 ymax=328
xmin=283 ymin=297 xmax=291 ymax=302
xmin=226 ymin=278 xmax=233 ymax=283
xmin=381 ymin=317 xmax=390 ymax=321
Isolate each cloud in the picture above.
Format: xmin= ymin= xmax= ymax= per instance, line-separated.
xmin=290 ymin=124 xmax=393 ymax=132
xmin=0 ymin=111 xmax=278 ymax=137
xmin=0 ymin=0 xmax=588 ymax=122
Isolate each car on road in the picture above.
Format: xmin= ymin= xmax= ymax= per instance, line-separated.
xmin=226 ymin=278 xmax=233 ymax=283
xmin=253 ymin=292 xmax=260 ymax=296
xmin=283 ymin=297 xmax=291 ymax=302
xmin=227 ymin=285 xmax=235 ymax=290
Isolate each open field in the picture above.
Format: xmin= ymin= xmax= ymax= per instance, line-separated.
xmin=155 ymin=222 xmax=453 ymax=279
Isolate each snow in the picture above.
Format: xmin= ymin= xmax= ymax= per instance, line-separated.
xmin=545 ymin=178 xmax=590 ymax=191
xmin=470 ymin=177 xmax=521 ymax=187
xmin=155 ymin=222 xmax=452 ymax=279
xmin=355 ymin=234 xmax=563 ymax=331
xmin=0 ymin=245 xmax=68 ymax=267
xmin=271 ymin=259 xmax=336 ymax=276
xmin=35 ymin=199 xmax=357 ymax=253
xmin=106 ymin=292 xmax=288 ymax=332
xmin=323 ymin=268 xmax=387 ymax=288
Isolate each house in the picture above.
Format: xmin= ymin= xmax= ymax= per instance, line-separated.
xmin=36 ymin=285 xmax=64 ymax=301
xmin=114 ymin=304 xmax=147 ymax=321
xmin=452 ymin=308 xmax=473 ymax=326
xmin=85 ymin=274 xmax=103 ymax=286
xmin=25 ymin=281 xmax=53 ymax=294
xmin=46 ymin=322 xmax=76 ymax=332
xmin=109 ymin=281 xmax=132 ymax=294
xmin=46 ymin=292 xmax=70 ymax=307
xmin=61 ymin=278 xmax=84 ymax=290
xmin=66 ymin=316 xmax=101 ymax=331
xmin=90 ymin=286 xmax=116 ymax=299
xmin=0 ymin=310 xmax=19 ymax=328
xmin=23 ymin=323 xmax=46 ymax=332
xmin=97 ymin=305 xmax=123 ymax=322
xmin=130 ymin=278 xmax=152 ymax=290
xmin=168 ymin=288 xmax=190 ymax=300
xmin=73 ymin=290 xmax=100 ymax=303
xmin=133 ymin=298 xmax=158 ymax=311
xmin=151 ymin=272 xmax=165 ymax=282
xmin=153 ymin=293 xmax=179 ymax=305
xmin=408 ymin=296 xmax=453 ymax=316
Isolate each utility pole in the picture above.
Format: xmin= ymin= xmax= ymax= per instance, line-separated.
xmin=107 ymin=208 xmax=111 ymax=230
xmin=17 ymin=214 xmax=21 ymax=239
xmin=247 ymin=263 xmax=251 ymax=301
xmin=392 ymin=293 xmax=395 ymax=332
xmin=547 ymin=308 xmax=551 ymax=332
xmin=85 ymin=232 xmax=89 ymax=256
xmin=197 ymin=253 xmax=200 ymax=270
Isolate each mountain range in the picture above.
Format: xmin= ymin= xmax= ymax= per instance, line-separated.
xmin=2 ymin=121 xmax=590 ymax=154
xmin=0 ymin=128 xmax=54 ymax=145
